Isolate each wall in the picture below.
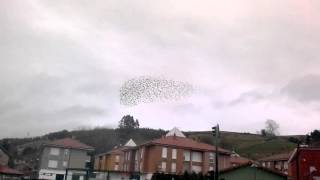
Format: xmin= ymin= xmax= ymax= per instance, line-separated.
xmin=288 ymin=149 xmax=320 ymax=180
xmin=39 ymin=147 xmax=90 ymax=170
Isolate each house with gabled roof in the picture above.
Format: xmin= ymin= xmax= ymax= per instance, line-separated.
xmin=94 ymin=139 xmax=137 ymax=172
xmin=121 ymin=128 xmax=232 ymax=180
xmin=38 ymin=137 xmax=94 ymax=180
xmin=259 ymin=152 xmax=292 ymax=174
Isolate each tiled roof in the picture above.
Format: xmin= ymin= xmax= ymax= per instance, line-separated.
xmin=220 ymin=162 xmax=287 ymax=177
xmin=143 ymin=136 xmax=231 ymax=154
xmin=259 ymin=152 xmax=292 ymax=162
xmin=230 ymin=156 xmax=252 ymax=164
xmin=0 ymin=165 xmax=23 ymax=175
xmin=45 ymin=138 xmax=94 ymax=151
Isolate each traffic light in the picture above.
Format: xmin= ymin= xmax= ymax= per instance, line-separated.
xmin=212 ymin=125 xmax=219 ymax=137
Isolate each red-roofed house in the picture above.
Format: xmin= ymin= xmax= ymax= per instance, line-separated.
xmin=259 ymin=152 xmax=292 ymax=174
xmin=0 ymin=164 xmax=23 ymax=180
xmin=38 ymin=138 xmax=94 ymax=180
xmin=94 ymin=139 xmax=137 ymax=172
xmin=121 ymin=128 xmax=232 ymax=180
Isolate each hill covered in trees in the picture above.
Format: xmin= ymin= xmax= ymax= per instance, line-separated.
xmin=1 ymin=116 xmax=319 ymax=170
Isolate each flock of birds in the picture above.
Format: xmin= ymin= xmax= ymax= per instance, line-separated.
xmin=120 ymin=76 xmax=194 ymax=106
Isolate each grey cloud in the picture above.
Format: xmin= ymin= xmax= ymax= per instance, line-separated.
xmin=173 ymin=103 xmax=200 ymax=114
xmin=228 ymin=91 xmax=266 ymax=106
xmin=1 ymin=0 xmax=320 ymax=137
xmin=281 ymin=74 xmax=320 ymax=103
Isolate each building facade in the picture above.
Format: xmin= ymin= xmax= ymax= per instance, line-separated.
xmin=94 ymin=139 xmax=136 ymax=172
xmin=259 ymin=152 xmax=291 ymax=174
xmin=121 ymin=128 xmax=232 ymax=180
xmin=288 ymin=147 xmax=320 ymax=180
xmin=38 ymin=138 xmax=94 ymax=180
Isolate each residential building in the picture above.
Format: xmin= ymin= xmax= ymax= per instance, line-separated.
xmin=94 ymin=139 xmax=137 ymax=171
xmin=220 ymin=162 xmax=287 ymax=180
xmin=288 ymin=147 xmax=320 ymax=180
xmin=0 ymin=146 xmax=9 ymax=166
xmin=38 ymin=138 xmax=94 ymax=180
xmin=229 ymin=152 xmax=251 ymax=167
xmin=0 ymin=164 xmax=23 ymax=180
xmin=122 ymin=128 xmax=232 ymax=180
xmin=259 ymin=152 xmax=292 ymax=174
xmin=0 ymin=146 xmax=23 ymax=180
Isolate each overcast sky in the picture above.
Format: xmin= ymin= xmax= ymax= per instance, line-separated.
xmin=1 ymin=0 xmax=320 ymax=138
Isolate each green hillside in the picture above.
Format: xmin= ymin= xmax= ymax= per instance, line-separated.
xmin=186 ymin=131 xmax=298 ymax=160
xmin=0 ymin=128 xmax=301 ymax=170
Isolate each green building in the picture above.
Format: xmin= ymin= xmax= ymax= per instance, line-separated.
xmin=220 ymin=163 xmax=287 ymax=180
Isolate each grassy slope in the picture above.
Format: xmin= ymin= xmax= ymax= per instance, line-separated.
xmin=1 ymin=128 xmax=300 ymax=169
xmin=186 ymin=131 xmax=297 ymax=160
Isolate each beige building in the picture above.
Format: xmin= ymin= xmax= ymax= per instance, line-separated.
xmin=94 ymin=139 xmax=136 ymax=172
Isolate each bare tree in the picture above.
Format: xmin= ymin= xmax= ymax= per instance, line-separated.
xmin=265 ymin=119 xmax=280 ymax=136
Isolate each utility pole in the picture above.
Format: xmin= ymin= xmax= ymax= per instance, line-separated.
xmin=212 ymin=124 xmax=220 ymax=180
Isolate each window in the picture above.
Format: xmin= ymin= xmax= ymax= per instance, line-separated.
xmin=275 ymin=162 xmax=281 ymax=170
xmin=209 ymin=166 xmax=214 ymax=171
xmin=140 ymin=162 xmax=143 ymax=171
xmin=134 ymin=161 xmax=139 ymax=171
xmin=183 ymin=163 xmax=190 ymax=172
xmin=192 ymin=152 xmax=202 ymax=162
xmin=115 ymin=155 xmax=120 ymax=162
xmin=171 ymin=163 xmax=176 ymax=173
xmin=140 ymin=148 xmax=144 ymax=159
xmin=262 ymin=162 xmax=266 ymax=167
xmin=64 ymin=149 xmax=69 ymax=156
xmin=284 ymin=162 xmax=288 ymax=170
xmin=209 ymin=152 xmax=214 ymax=163
xmin=50 ymin=148 xmax=60 ymax=156
xmin=63 ymin=161 xmax=68 ymax=167
xmin=162 ymin=147 xmax=167 ymax=158
xmin=184 ymin=150 xmax=190 ymax=161
xmin=172 ymin=149 xmax=177 ymax=159
xmin=135 ymin=152 xmax=138 ymax=160
xmin=191 ymin=165 xmax=202 ymax=173
xmin=267 ymin=162 xmax=271 ymax=167
xmin=125 ymin=152 xmax=128 ymax=161
xmin=48 ymin=160 xmax=58 ymax=168
xmin=127 ymin=152 xmax=131 ymax=160
xmin=114 ymin=164 xmax=119 ymax=171
xmin=161 ymin=162 xmax=166 ymax=172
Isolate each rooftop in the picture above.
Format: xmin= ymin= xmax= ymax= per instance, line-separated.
xmin=45 ymin=138 xmax=94 ymax=151
xmin=220 ymin=162 xmax=287 ymax=177
xmin=143 ymin=135 xmax=231 ymax=154
xmin=0 ymin=165 xmax=23 ymax=175
xmin=230 ymin=156 xmax=252 ymax=165
xmin=166 ymin=127 xmax=186 ymax=138
xmin=259 ymin=152 xmax=292 ymax=162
